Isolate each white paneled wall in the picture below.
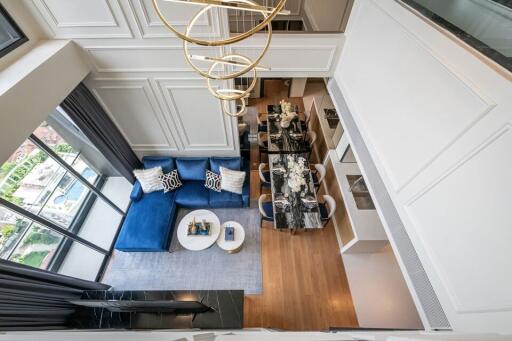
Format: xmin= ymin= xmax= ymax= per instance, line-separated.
xmin=334 ymin=0 xmax=512 ymax=333
xmin=23 ymin=0 xmax=344 ymax=158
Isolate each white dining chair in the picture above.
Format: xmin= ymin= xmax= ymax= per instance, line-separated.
xmin=319 ymin=195 xmax=336 ymax=227
xmin=258 ymin=132 xmax=268 ymax=160
xmin=306 ymin=131 xmax=317 ymax=147
xmin=258 ymin=194 xmax=274 ymax=228
xmin=258 ymin=163 xmax=271 ymax=192
xmin=311 ymin=163 xmax=326 ymax=192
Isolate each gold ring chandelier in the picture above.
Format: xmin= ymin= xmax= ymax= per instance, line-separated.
xmin=152 ymin=0 xmax=289 ymax=117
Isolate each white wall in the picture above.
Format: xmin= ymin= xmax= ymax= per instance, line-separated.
xmin=0 ymin=0 xmax=47 ymax=71
xmin=343 ymin=244 xmax=423 ymax=329
xmin=333 ymin=0 xmax=512 ymax=333
xmin=22 ymin=0 xmax=344 ymax=158
xmin=0 ymin=40 xmax=90 ymax=163
xmin=303 ymin=0 xmax=351 ymax=32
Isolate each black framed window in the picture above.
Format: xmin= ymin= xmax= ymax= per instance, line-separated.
xmin=400 ymin=0 xmax=512 ymax=72
xmin=0 ymin=115 xmax=126 ymax=278
xmin=0 ymin=4 xmax=28 ymax=59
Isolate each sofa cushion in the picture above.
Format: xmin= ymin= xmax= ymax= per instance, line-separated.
xmin=143 ymin=156 xmax=175 ymax=173
xmin=160 ymin=170 xmax=182 ymax=193
xmin=209 ymin=157 xmax=241 ymax=174
xmin=133 ymin=167 xmax=164 ymax=193
xmin=175 ymin=181 xmax=209 ymax=208
xmin=220 ymin=166 xmax=246 ymax=194
xmin=209 ymin=189 xmax=243 ymax=208
xmin=115 ymin=191 xmax=177 ymax=251
xmin=176 ymin=158 xmax=209 ymax=181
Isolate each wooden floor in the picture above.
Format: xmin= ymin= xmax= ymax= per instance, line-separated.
xmin=243 ymin=80 xmax=358 ymax=331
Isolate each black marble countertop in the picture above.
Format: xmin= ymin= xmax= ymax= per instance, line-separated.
xmin=69 ymin=290 xmax=243 ymax=330
xmin=267 ymin=114 xmax=310 ymax=154
xmin=269 ymin=154 xmax=323 ymax=230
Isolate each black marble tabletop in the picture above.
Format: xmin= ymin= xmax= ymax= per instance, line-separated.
xmin=69 ymin=290 xmax=243 ymax=330
xmin=269 ymin=154 xmax=323 ymax=230
xmin=266 ymin=114 xmax=310 ymax=154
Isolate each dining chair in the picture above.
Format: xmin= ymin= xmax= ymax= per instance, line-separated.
xmin=258 ymin=194 xmax=274 ymax=228
xmin=300 ymin=112 xmax=310 ymax=131
xmin=306 ymin=131 xmax=317 ymax=147
xmin=258 ymin=132 xmax=269 ymax=160
xmin=318 ymin=195 xmax=336 ymax=227
xmin=258 ymin=163 xmax=272 ymax=192
xmin=311 ymin=163 xmax=326 ymax=192
xmin=257 ymin=113 xmax=267 ymax=132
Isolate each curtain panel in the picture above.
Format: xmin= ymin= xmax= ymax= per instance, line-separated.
xmin=61 ymin=83 xmax=142 ymax=183
xmin=0 ymin=259 xmax=110 ymax=330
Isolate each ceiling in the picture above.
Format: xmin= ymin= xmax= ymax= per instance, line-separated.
xmin=21 ymin=0 xmax=345 ymax=158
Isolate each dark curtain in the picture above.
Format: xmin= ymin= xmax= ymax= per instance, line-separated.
xmin=60 ymin=82 xmax=142 ymax=183
xmin=0 ymin=259 xmax=110 ymax=331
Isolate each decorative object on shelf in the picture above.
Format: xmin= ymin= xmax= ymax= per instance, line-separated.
xmin=286 ymin=155 xmax=307 ymax=193
xmin=224 ymin=226 xmax=235 ymax=241
xmin=187 ymin=217 xmax=212 ymax=236
xmin=152 ymin=0 xmax=289 ymax=117
xmin=160 ymin=169 xmax=183 ymax=193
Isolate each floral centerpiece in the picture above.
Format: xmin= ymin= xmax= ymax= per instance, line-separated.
xmin=279 ymin=99 xmax=298 ymax=128
xmin=286 ymin=155 xmax=307 ymax=193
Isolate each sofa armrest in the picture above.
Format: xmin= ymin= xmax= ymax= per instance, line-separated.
xmin=130 ymin=181 xmax=143 ymax=202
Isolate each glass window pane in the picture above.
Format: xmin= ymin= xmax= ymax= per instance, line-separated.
xmin=0 ymin=140 xmax=65 ymax=215
xmin=8 ymin=224 xmax=63 ymax=270
xmin=39 ymin=172 xmax=93 ymax=228
xmin=0 ymin=7 xmax=24 ymax=52
xmin=58 ymin=241 xmax=105 ymax=281
xmin=33 ymin=121 xmax=99 ymax=186
xmin=0 ymin=206 xmax=31 ymax=259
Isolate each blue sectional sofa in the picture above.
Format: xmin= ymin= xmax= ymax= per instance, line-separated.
xmin=115 ymin=156 xmax=249 ymax=252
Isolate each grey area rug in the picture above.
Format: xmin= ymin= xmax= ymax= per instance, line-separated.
xmin=102 ymin=208 xmax=262 ymax=294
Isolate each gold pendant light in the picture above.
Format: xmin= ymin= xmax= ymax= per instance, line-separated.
xmin=152 ymin=0 xmax=288 ymax=117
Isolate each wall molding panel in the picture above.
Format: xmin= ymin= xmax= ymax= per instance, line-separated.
xmin=86 ymin=78 xmax=180 ymax=152
xmin=130 ymin=0 xmax=223 ymax=38
xmin=85 ymin=46 xmax=224 ymax=73
xmin=28 ymin=0 xmax=133 ymax=38
xmin=155 ymin=79 xmax=235 ymax=152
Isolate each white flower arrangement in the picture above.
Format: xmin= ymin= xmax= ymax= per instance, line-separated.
xmin=279 ymin=99 xmax=297 ymax=128
xmin=286 ymin=155 xmax=307 ymax=193
xmin=280 ymin=99 xmax=293 ymax=114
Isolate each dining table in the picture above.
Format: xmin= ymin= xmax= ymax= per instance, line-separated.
xmin=266 ymin=111 xmax=310 ymax=154
xmin=268 ymin=153 xmax=323 ymax=231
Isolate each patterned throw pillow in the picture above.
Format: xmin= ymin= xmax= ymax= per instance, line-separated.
xmin=159 ymin=170 xmax=182 ymax=193
xmin=205 ymin=170 xmax=222 ymax=192
xmin=133 ymin=166 xmax=164 ymax=193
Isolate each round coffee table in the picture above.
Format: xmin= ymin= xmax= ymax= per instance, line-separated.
xmin=177 ymin=210 xmax=220 ymax=251
xmin=216 ymin=221 xmax=245 ymax=254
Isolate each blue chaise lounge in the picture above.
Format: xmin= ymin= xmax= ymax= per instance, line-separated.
xmin=114 ymin=156 xmax=249 ymax=252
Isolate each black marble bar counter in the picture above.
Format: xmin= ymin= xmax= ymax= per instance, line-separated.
xmin=69 ymin=290 xmax=243 ymax=330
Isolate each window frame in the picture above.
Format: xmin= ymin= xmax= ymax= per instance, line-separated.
xmin=0 ymin=4 xmax=28 ymax=59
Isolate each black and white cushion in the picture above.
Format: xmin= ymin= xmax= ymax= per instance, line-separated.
xmin=205 ymin=170 xmax=221 ymax=192
xmin=159 ymin=170 xmax=182 ymax=193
